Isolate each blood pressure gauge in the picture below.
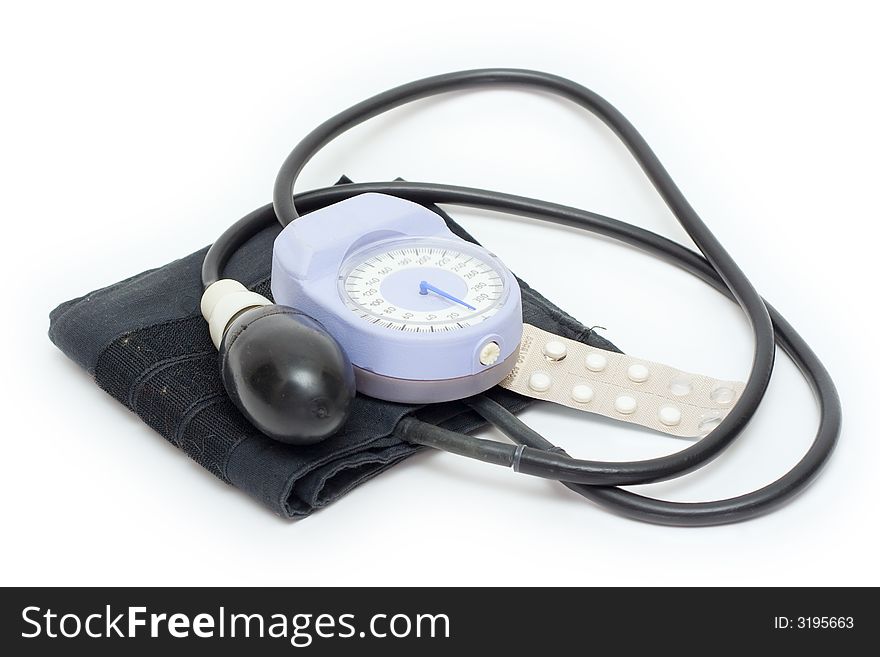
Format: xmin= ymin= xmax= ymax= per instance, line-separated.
xmin=271 ymin=193 xmax=523 ymax=403
xmin=338 ymin=237 xmax=509 ymax=332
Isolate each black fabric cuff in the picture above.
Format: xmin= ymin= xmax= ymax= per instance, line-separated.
xmin=48 ymin=179 xmax=618 ymax=518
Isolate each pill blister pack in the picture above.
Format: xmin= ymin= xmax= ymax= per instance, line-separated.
xmin=498 ymin=324 xmax=745 ymax=439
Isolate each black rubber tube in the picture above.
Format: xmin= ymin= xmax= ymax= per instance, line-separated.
xmin=202 ymin=69 xmax=841 ymax=525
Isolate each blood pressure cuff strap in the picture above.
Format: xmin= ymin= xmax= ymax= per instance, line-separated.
xmin=48 ymin=179 xmax=619 ymax=518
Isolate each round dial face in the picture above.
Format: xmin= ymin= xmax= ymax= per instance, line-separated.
xmin=338 ymin=237 xmax=510 ymax=332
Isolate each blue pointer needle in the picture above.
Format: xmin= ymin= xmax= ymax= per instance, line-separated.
xmin=419 ymin=280 xmax=477 ymax=311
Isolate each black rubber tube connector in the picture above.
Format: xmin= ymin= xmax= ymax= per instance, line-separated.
xmin=202 ymin=69 xmax=841 ymax=526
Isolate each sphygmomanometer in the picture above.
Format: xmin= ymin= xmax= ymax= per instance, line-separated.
xmin=52 ymin=69 xmax=841 ymax=526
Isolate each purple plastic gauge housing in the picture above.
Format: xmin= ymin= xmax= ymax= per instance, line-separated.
xmin=271 ymin=193 xmax=523 ymax=403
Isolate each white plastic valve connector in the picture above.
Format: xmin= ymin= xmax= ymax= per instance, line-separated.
xmin=200 ymin=279 xmax=272 ymax=349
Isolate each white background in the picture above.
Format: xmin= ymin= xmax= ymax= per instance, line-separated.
xmin=2 ymin=0 xmax=877 ymax=586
